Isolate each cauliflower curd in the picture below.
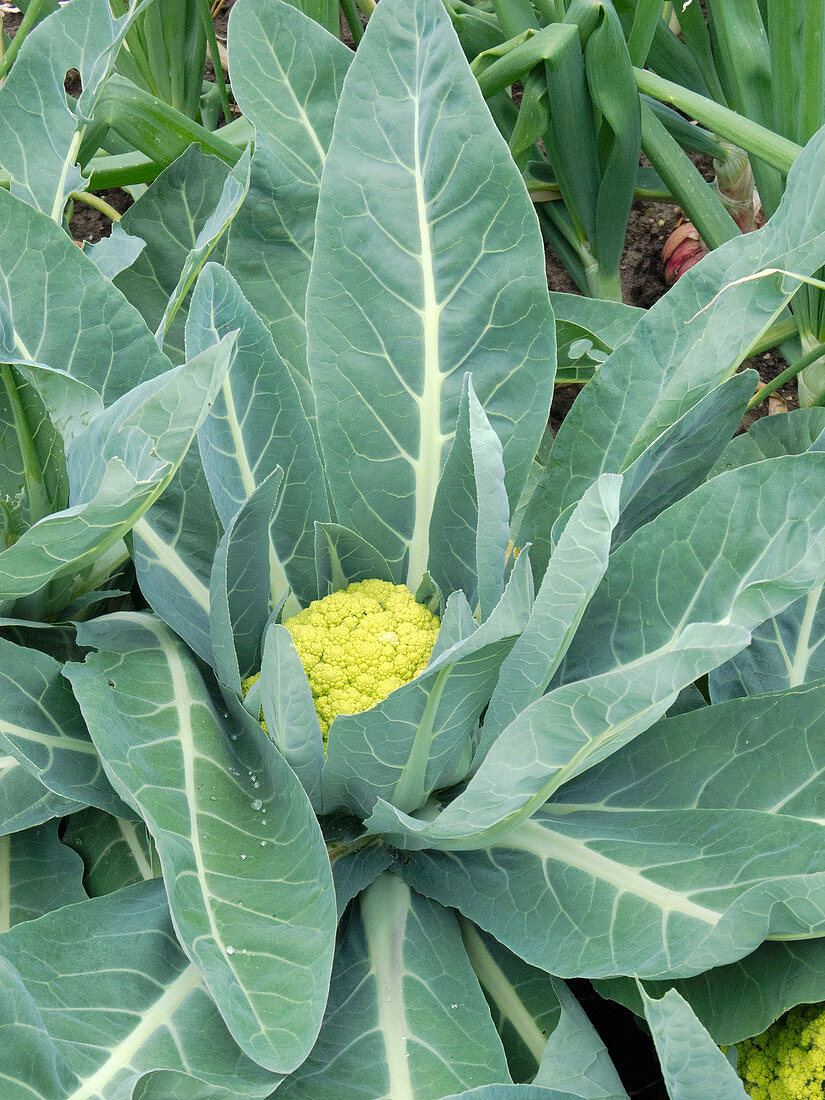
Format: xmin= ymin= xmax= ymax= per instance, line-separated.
xmin=245 ymin=579 xmax=440 ymax=740
xmin=737 ymin=1003 xmax=825 ymax=1099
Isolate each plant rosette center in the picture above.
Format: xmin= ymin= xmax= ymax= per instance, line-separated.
xmin=243 ymin=579 xmax=440 ymax=739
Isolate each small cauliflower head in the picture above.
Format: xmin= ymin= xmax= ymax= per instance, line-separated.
xmin=244 ymin=579 xmax=440 ymax=740
xmin=737 ymin=1003 xmax=825 ymax=1099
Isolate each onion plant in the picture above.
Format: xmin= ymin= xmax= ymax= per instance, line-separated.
xmin=632 ymin=0 xmax=825 ymax=406
xmin=443 ymin=0 xmax=741 ymax=305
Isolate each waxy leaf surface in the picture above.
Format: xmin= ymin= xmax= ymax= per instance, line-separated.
xmin=66 ymin=614 xmax=336 ymax=1074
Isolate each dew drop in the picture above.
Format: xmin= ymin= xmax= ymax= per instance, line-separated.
xmin=253 ymin=781 xmax=260 ymax=789
xmin=260 ymin=840 xmax=267 ymax=847
xmin=226 ymin=945 xmax=235 ymax=955
xmin=240 ymin=853 xmax=247 ymax=860
xmin=450 ymin=1003 xmax=458 ymax=1009
xmin=229 ymin=733 xmax=238 ymax=742
xmin=251 ymin=798 xmax=263 ymax=811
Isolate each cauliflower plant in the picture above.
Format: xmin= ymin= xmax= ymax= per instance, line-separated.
xmin=737 ymin=1003 xmax=825 ymax=1099
xmin=244 ymin=579 xmax=440 ymax=739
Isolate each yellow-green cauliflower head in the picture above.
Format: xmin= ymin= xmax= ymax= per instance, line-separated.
xmin=737 ymin=1002 xmax=825 ymax=1099
xmin=246 ymin=579 xmax=440 ymax=740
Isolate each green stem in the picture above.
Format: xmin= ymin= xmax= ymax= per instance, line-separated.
xmin=635 ymin=67 xmax=802 ymax=174
xmin=746 ymin=339 xmax=825 ymax=410
xmin=640 ymin=103 xmax=739 ymax=251
xmin=583 ymin=257 xmax=622 ymax=303
xmin=69 ymin=191 xmax=122 ymax=222
xmin=340 ymin=0 xmax=364 ymax=43
xmin=389 ymin=666 xmax=450 ymax=813
xmin=0 ymin=0 xmax=50 ymax=82
xmin=196 ymin=0 xmax=232 ymax=126
xmin=0 ymin=117 xmax=254 ymax=193
xmin=0 ymin=365 xmax=51 ymax=525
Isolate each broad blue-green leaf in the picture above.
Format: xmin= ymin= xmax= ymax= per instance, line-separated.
xmin=0 ymin=363 xmax=70 ymax=538
xmin=552 ymin=297 xmax=642 ymax=387
xmin=548 ymin=293 xmax=642 ymax=351
xmin=225 ymin=0 xmax=352 ymax=424
xmin=0 ymin=637 xmax=125 ymax=814
xmin=522 ymin=370 xmax=756 ymax=581
xmin=278 ymin=873 xmax=509 ymax=1099
xmin=115 ymin=145 xmax=233 ymax=362
xmin=482 ymin=475 xmax=622 ymax=747
xmin=11 ymin=362 xmax=105 ymax=454
xmin=133 ymin=447 xmax=222 ymax=665
xmin=398 ymin=800 xmax=825 ymax=979
xmin=710 ymin=583 xmax=825 ymax=701
xmin=307 ymin=0 xmax=556 ymax=591
xmin=0 ymin=955 xmax=80 ymax=1099
xmin=315 ymin=523 xmax=395 ymax=595
xmin=209 ymin=468 xmax=284 ymax=693
xmin=0 ymin=820 xmax=85 ymax=929
xmin=554 ymin=679 xmax=825 ymax=824
xmin=528 ymin=124 xmax=825 ymax=535
xmin=597 ymin=937 xmax=825 ymax=1046
xmin=460 ymin=920 xmax=561 ymax=1084
xmin=554 ymin=321 xmax=612 ymax=386
xmin=62 ymin=807 xmax=156 ymax=897
xmin=155 ymin=149 xmax=252 ymax=347
xmin=0 ymin=0 xmax=149 ymax=217
xmin=710 ymin=406 xmax=825 ymax=476
xmin=382 ymin=455 xmax=825 ymax=849
xmin=429 ymin=375 xmax=510 ymax=619
xmin=66 ymin=614 xmax=336 ymax=1075
xmin=431 ymin=588 xmax=479 ymax=660
xmin=370 ymin=620 xmax=748 ymax=850
xmin=84 ymin=224 xmax=146 ymax=281
xmin=639 ymin=988 xmax=747 ymax=1100
xmin=534 ymin=978 xmax=628 ymax=1100
xmin=259 ymin=623 xmax=325 ymax=809
xmin=0 ymin=879 xmax=280 ymax=1098
xmin=132 ymin=1069 xmax=263 ymax=1100
xmin=0 ymin=340 xmax=232 ymax=602
xmin=397 ymin=683 xmax=825 ymax=976
xmin=64 ymin=340 xmax=229 ymax=506
xmin=0 ymin=753 xmax=77 ymax=835
xmin=559 ymin=455 xmax=825 ymax=685
xmin=187 ymin=262 xmax=328 ymax=606
xmin=608 ymin=371 xmax=756 ymax=549
xmin=325 ymin=551 xmax=534 ymax=818
xmin=706 ymin=412 xmax=825 ymax=701
xmin=0 ymin=189 xmax=170 ymax=409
